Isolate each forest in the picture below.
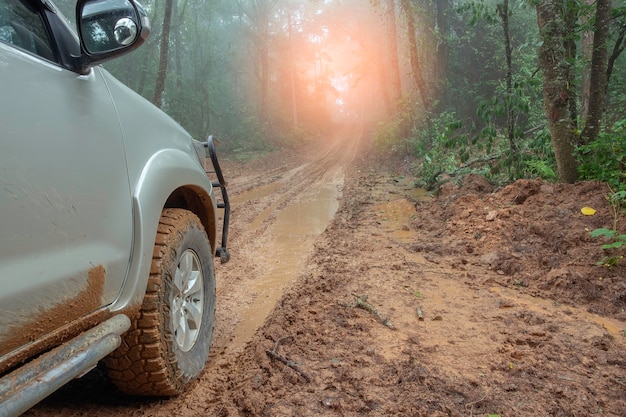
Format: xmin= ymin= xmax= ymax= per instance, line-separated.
xmin=57 ymin=0 xmax=625 ymax=189
xmin=22 ymin=2 xmax=626 ymax=415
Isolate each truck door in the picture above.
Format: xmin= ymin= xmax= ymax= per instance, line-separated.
xmin=0 ymin=0 xmax=132 ymax=360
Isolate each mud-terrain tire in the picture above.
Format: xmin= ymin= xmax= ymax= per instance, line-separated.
xmin=104 ymin=208 xmax=216 ymax=396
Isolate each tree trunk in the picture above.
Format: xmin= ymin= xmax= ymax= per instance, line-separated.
xmin=536 ymin=0 xmax=578 ymax=183
xmin=172 ymin=0 xmax=183 ymax=121
xmin=376 ymin=21 xmax=392 ymax=117
xmin=287 ymin=12 xmax=298 ymax=131
xmin=434 ymin=0 xmax=449 ymax=108
xmin=606 ymin=19 xmax=626 ymax=96
xmin=153 ymin=0 xmax=174 ymax=107
xmin=240 ymin=0 xmax=277 ymax=124
xmin=497 ymin=0 xmax=517 ymax=155
xmin=385 ymin=0 xmax=402 ymax=107
xmin=563 ymin=0 xmax=578 ymax=123
xmin=399 ymin=0 xmax=429 ymax=110
xmin=580 ymin=0 xmax=595 ymax=122
xmin=580 ymin=0 xmax=611 ymax=145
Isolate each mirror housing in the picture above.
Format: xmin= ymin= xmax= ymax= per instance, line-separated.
xmin=76 ymin=0 xmax=150 ymax=74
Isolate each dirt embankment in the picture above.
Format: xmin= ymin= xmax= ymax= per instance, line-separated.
xmin=27 ymin=129 xmax=625 ymax=417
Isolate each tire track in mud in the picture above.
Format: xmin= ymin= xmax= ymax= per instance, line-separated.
xmin=23 ymin=126 xmax=362 ymax=417
xmin=212 ymin=127 xmax=362 ymax=358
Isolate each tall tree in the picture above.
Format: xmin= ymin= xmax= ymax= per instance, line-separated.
xmin=239 ymin=0 xmax=279 ymax=124
xmin=580 ymin=0 xmax=595 ymax=121
xmin=385 ymin=0 xmax=402 ymax=107
xmin=287 ymin=11 xmax=298 ymax=131
xmin=536 ymin=0 xmax=579 ymax=183
xmin=434 ymin=0 xmax=450 ymax=107
xmin=153 ymin=0 xmax=174 ymax=107
xmin=497 ymin=0 xmax=517 ymax=155
xmin=580 ymin=0 xmax=612 ymax=145
xmin=399 ymin=0 xmax=429 ymax=110
xmin=535 ymin=0 xmax=615 ymax=182
xmin=606 ymin=8 xmax=626 ymax=94
xmin=376 ymin=14 xmax=393 ymax=117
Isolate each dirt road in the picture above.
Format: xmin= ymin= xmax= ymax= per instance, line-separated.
xmin=27 ymin=126 xmax=625 ymax=416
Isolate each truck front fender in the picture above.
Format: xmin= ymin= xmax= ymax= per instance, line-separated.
xmin=110 ymin=148 xmax=217 ymax=312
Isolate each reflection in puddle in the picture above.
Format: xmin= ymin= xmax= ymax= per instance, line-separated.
xmin=229 ymin=184 xmax=342 ymax=349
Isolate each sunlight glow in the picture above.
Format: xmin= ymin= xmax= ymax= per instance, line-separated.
xmin=284 ymin=0 xmax=394 ymax=128
xmin=331 ymin=76 xmax=349 ymax=93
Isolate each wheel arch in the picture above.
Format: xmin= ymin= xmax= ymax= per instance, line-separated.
xmin=164 ymin=185 xmax=217 ymax=251
xmin=110 ymin=149 xmax=217 ymax=314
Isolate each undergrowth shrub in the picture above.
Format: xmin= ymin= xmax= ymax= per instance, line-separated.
xmin=578 ymin=120 xmax=626 ymax=267
xmin=577 ymin=120 xmax=626 ymax=190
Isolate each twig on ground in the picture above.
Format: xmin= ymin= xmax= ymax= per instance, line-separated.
xmin=265 ymin=336 xmax=312 ymax=383
xmin=465 ymin=396 xmax=487 ymax=417
xmin=352 ymin=294 xmax=396 ymax=330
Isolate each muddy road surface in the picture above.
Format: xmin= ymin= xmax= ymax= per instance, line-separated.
xmin=27 ymin=125 xmax=626 ymax=416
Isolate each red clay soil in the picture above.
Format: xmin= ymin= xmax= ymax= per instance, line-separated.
xmin=26 ymin=134 xmax=626 ymax=417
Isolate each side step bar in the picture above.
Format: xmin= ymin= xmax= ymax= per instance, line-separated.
xmin=0 ymin=315 xmax=131 ymax=417
xmin=204 ymin=135 xmax=231 ymax=264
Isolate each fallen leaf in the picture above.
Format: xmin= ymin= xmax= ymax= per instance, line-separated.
xmin=581 ymin=207 xmax=596 ymax=216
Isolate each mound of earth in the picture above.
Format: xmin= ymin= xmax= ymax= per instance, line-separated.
xmin=412 ymin=175 xmax=626 ymax=317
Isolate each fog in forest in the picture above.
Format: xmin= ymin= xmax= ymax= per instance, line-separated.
xmin=52 ymin=0 xmax=626 ymax=186
xmin=54 ymin=0 xmax=441 ymax=147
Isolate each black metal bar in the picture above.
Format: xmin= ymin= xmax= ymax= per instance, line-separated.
xmin=204 ymin=135 xmax=230 ymax=264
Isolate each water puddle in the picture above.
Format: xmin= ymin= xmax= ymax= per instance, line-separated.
xmin=229 ymin=182 xmax=342 ymax=349
xmin=230 ymin=182 xmax=281 ymax=209
xmin=372 ymin=199 xmax=418 ymax=243
xmin=407 ymin=187 xmax=430 ymax=202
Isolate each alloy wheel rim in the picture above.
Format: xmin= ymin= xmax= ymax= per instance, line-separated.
xmin=171 ymin=249 xmax=204 ymax=352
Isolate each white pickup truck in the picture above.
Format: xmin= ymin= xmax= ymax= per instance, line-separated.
xmin=0 ymin=1 xmax=230 ymax=415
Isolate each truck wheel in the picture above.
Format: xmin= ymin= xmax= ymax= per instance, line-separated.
xmin=104 ymin=208 xmax=216 ymax=396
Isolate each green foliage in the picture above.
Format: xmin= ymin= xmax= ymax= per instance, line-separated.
xmin=222 ymin=115 xmax=276 ymax=156
xmin=377 ymin=102 xmax=557 ymax=187
xmin=415 ymin=0 xmax=551 ymax=186
xmin=411 ymin=111 xmax=471 ymax=188
xmin=577 ymin=120 xmax=626 ymax=189
xmin=590 ymin=190 xmax=626 ymax=267
xmin=372 ymin=118 xmax=403 ymax=154
xmin=372 ymin=98 xmax=422 ymax=155
xmin=60 ymin=0 xmax=624 ymax=174
xmin=591 ymin=226 xmax=626 ymax=267
xmin=456 ymin=1 xmax=499 ymax=26
xmin=590 ymin=228 xmax=626 ymax=250
xmin=524 ymin=159 xmax=557 ymax=181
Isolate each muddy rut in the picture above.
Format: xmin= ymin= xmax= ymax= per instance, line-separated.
xmin=211 ymin=125 xmax=361 ymax=362
xmin=25 ymin=125 xmax=363 ymax=416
